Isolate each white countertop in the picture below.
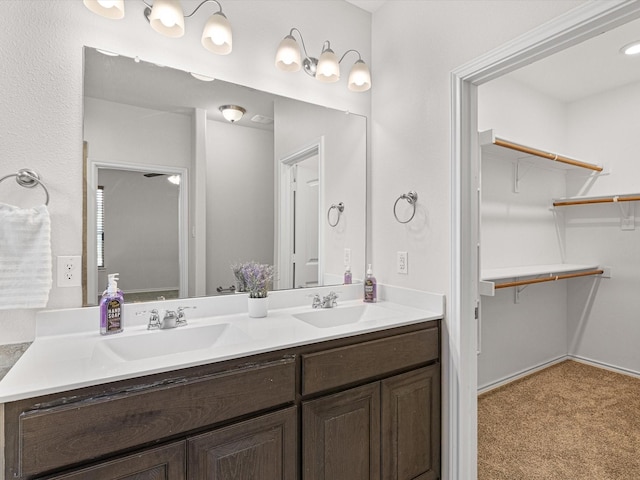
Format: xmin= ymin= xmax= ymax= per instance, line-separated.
xmin=0 ymin=285 xmax=443 ymax=403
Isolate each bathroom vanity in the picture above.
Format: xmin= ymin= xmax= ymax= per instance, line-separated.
xmin=0 ymin=286 xmax=442 ymax=479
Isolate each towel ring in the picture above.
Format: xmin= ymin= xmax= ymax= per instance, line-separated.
xmin=0 ymin=169 xmax=50 ymax=206
xmin=393 ymin=191 xmax=418 ymax=224
xmin=327 ymin=202 xmax=344 ymax=227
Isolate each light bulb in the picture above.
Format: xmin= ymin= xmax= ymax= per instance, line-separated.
xmin=275 ymin=35 xmax=302 ymax=72
xmin=97 ymin=0 xmax=116 ymax=7
xmin=202 ymin=12 xmax=232 ymax=54
xmin=160 ymin=12 xmax=177 ymax=27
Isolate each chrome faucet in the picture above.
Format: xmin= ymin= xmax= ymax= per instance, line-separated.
xmin=139 ymin=306 xmax=196 ymax=330
xmin=312 ymin=292 xmax=338 ymax=309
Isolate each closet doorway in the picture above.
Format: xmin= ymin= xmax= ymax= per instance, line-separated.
xmin=450 ymin=2 xmax=640 ymax=478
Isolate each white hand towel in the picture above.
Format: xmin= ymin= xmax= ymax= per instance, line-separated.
xmin=0 ymin=203 xmax=52 ymax=309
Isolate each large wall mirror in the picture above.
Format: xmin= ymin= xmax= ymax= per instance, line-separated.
xmin=83 ymin=47 xmax=367 ymax=305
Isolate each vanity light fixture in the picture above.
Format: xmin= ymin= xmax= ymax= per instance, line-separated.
xmin=275 ymin=28 xmax=371 ymax=92
xmin=83 ymin=0 xmax=232 ymax=55
xmin=621 ymin=40 xmax=640 ymax=55
xmin=219 ymin=105 xmax=246 ymax=123
xmin=83 ymin=0 xmax=125 ymax=19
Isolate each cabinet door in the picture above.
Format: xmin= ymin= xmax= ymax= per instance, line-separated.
xmin=381 ymin=365 xmax=440 ymax=480
xmin=187 ymin=406 xmax=297 ymax=480
xmin=302 ymin=382 xmax=380 ymax=480
xmin=42 ymin=441 xmax=186 ymax=479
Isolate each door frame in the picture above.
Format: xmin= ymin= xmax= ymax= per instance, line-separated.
xmin=449 ymin=1 xmax=640 ymax=478
xmin=86 ymin=160 xmax=189 ymax=304
xmin=277 ymin=137 xmax=325 ymax=290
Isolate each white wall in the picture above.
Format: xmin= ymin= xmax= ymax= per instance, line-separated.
xmin=477 ymin=76 xmax=570 ymax=388
xmin=206 ymin=120 xmax=274 ymax=294
xmin=0 ymin=0 xmax=371 ymax=343
xmin=274 ymin=97 xmax=367 ymax=284
xmin=564 ymin=81 xmax=640 ymax=374
xmin=476 ymin=75 xmax=640 ymax=387
xmin=98 ymin=169 xmax=180 ymax=297
xmin=84 ymin=98 xmax=192 ymax=169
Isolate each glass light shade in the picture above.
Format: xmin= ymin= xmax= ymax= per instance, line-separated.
xmin=83 ymin=0 xmax=125 ymax=19
xmin=148 ymin=0 xmax=185 ymax=38
xmin=348 ymin=60 xmax=371 ymax=92
xmin=202 ymin=12 xmax=232 ymax=55
xmin=316 ymin=48 xmax=340 ymax=83
xmin=275 ymin=35 xmax=302 ymax=72
xmin=219 ymin=105 xmax=246 ymax=123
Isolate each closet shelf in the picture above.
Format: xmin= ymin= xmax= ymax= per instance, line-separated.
xmin=480 ymin=263 xmax=604 ymax=296
xmin=479 ymin=129 xmax=603 ymax=172
xmin=553 ymin=193 xmax=640 ymax=207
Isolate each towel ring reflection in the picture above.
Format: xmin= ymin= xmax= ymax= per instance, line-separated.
xmin=327 ymin=202 xmax=344 ymax=227
xmin=0 ymin=168 xmax=50 ymax=206
xmin=393 ymin=191 xmax=418 ymax=224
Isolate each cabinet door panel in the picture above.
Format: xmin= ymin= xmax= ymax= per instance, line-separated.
xmin=42 ymin=441 xmax=186 ymax=480
xmin=188 ymin=407 xmax=297 ymax=480
xmin=381 ymin=365 xmax=440 ymax=480
xmin=303 ymin=383 xmax=380 ymax=480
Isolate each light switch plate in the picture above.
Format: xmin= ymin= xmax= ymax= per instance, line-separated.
xmin=397 ymin=251 xmax=408 ymax=274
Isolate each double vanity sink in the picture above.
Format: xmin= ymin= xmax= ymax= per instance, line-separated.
xmin=0 ymin=286 xmax=443 ymax=403
xmin=97 ymin=303 xmax=397 ymax=363
xmin=0 ymin=285 xmax=444 ymax=479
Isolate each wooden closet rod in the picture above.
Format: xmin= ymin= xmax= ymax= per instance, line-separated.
xmin=494 ymin=269 xmax=604 ymax=290
xmin=494 ymin=138 xmax=603 ymax=172
xmin=554 ymin=195 xmax=640 ymax=207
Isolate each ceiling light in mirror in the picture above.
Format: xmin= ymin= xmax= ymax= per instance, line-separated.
xmin=621 ymin=41 xmax=640 ymax=55
xmin=219 ymin=104 xmax=246 ymax=123
xmin=191 ymin=72 xmax=215 ymax=81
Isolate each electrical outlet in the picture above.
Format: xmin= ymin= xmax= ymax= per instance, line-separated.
xmin=397 ymin=251 xmax=408 ymax=274
xmin=344 ymin=248 xmax=352 ymax=266
xmin=57 ymin=256 xmax=81 ymax=287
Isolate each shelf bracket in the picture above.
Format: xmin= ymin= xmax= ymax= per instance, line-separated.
xmin=615 ymin=197 xmax=635 ymax=230
xmin=513 ymin=161 xmax=532 ymax=193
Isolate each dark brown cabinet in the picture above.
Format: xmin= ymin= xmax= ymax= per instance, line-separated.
xmin=42 ymin=442 xmax=186 ymax=480
xmin=302 ymin=365 xmax=440 ymax=480
xmin=188 ymin=406 xmax=297 ymax=479
xmin=303 ymin=383 xmax=381 ymax=480
xmin=5 ymin=321 xmax=440 ymax=480
xmin=381 ymin=365 xmax=440 ymax=480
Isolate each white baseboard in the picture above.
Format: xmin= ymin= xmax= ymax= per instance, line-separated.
xmin=568 ymin=355 xmax=640 ymax=380
xmin=478 ymin=356 xmax=567 ymax=395
xmin=478 ymin=355 xmax=640 ymax=395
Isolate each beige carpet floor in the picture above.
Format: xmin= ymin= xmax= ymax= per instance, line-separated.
xmin=478 ymin=360 xmax=640 ymax=480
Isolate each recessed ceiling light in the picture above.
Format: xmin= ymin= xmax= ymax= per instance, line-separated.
xmin=190 ymin=72 xmax=215 ymax=82
xmin=96 ymin=49 xmax=119 ymax=57
xmin=621 ymin=41 xmax=640 ymax=55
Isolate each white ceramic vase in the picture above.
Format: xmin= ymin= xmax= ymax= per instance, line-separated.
xmin=247 ymin=297 xmax=268 ymax=318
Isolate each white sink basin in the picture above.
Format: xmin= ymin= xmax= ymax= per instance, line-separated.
xmin=95 ymin=323 xmax=246 ymax=362
xmin=293 ymin=304 xmax=400 ymax=328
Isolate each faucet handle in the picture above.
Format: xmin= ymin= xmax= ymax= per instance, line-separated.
xmin=176 ymin=306 xmax=196 ymax=326
xmin=311 ymin=294 xmax=322 ymax=309
xmin=136 ymin=309 xmax=160 ymax=330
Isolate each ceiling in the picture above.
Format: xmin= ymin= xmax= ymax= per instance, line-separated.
xmin=506 ymin=16 xmax=640 ymax=103
xmin=344 ymin=0 xmax=386 ymax=13
xmin=84 ymin=47 xmax=279 ymax=130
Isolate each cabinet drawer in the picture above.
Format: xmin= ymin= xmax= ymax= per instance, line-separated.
xmin=301 ymin=327 xmax=438 ymax=396
xmin=12 ymin=357 xmax=295 ymax=478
